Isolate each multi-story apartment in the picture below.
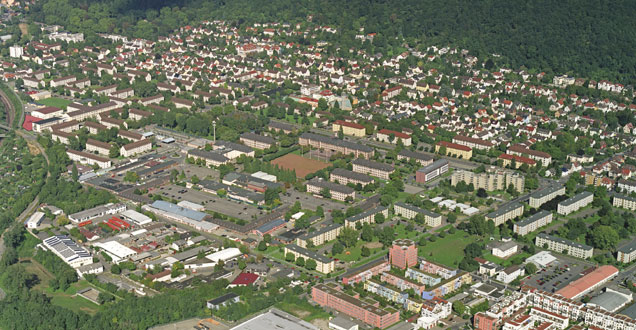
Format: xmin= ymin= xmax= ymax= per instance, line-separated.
xmin=296 ymin=223 xmax=342 ymax=248
xmin=507 ymin=145 xmax=552 ymax=166
xmin=393 ymin=202 xmax=442 ymax=227
xmin=352 ymin=158 xmax=395 ymax=180
xmin=416 ymin=159 xmax=449 ymax=183
xmin=187 ymin=149 xmax=230 ymax=167
xmin=239 ymin=132 xmax=276 ymax=150
xmin=389 ymin=239 xmax=418 ymax=269
xmin=617 ymin=240 xmax=636 ymax=263
xmin=344 ymin=206 xmax=388 ymax=228
xmin=485 ymin=202 xmax=524 ymax=226
xmin=474 ymin=312 xmax=500 ymax=330
xmin=330 ymin=168 xmax=374 ymax=187
xmin=405 ymin=267 xmax=442 ymax=287
xmin=85 ymin=138 xmax=112 ymax=156
xmin=332 ymin=120 xmax=366 ymax=137
xmin=341 ymin=259 xmax=390 ymax=285
xmin=120 ymin=139 xmax=152 ymax=158
xmin=299 ymin=132 xmax=373 ymax=159
xmin=618 ymin=180 xmax=636 ymax=194
xmin=529 ymin=307 xmax=569 ymax=329
xmin=451 ymin=169 xmax=524 ymax=193
xmin=529 ymin=185 xmax=566 ymax=208
xmin=312 ymin=283 xmax=400 ymax=329
xmin=284 ymin=244 xmax=335 ymax=274
xmin=397 ymin=149 xmax=433 ymax=166
xmin=452 ymin=135 xmax=494 ymax=150
xmin=513 ymin=210 xmax=553 ymax=236
xmin=435 ymin=141 xmax=472 ymax=159
xmin=419 ymin=260 xmax=457 ymax=279
xmin=535 ymin=233 xmax=593 ymax=259
xmin=364 ymin=278 xmax=409 ymax=306
xmin=306 ymin=178 xmax=356 ymax=202
xmin=376 ymin=129 xmax=412 ymax=146
xmin=498 ymin=153 xmax=537 ymax=168
xmin=421 ymin=272 xmax=472 ymax=300
xmin=381 ymin=272 xmax=426 ymax=295
xmin=66 ymin=149 xmax=112 ymax=168
xmin=557 ymin=191 xmax=594 ymax=215
xmin=613 ymin=194 xmax=636 ymax=211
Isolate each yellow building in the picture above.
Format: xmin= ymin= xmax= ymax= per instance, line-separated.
xmin=332 ymin=120 xmax=366 ymax=137
xmin=435 ymin=141 xmax=472 ymax=159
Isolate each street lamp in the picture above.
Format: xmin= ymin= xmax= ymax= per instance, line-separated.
xmin=212 ymin=120 xmax=216 ymax=143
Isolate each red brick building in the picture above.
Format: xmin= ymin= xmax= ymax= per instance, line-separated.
xmin=389 ymin=239 xmax=418 ymax=269
xmin=474 ymin=312 xmax=499 ymax=330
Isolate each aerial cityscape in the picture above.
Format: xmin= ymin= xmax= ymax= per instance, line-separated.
xmin=0 ymin=0 xmax=635 ymax=329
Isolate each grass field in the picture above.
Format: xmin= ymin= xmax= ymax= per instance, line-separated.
xmin=418 ymin=231 xmax=479 ymax=268
xmin=271 ymin=153 xmax=330 ymax=178
xmin=332 ymin=239 xmax=386 ymax=262
xmin=38 ymin=97 xmax=72 ymax=109
xmin=483 ymin=251 xmax=531 ymax=268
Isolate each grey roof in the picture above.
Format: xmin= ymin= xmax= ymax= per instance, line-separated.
xmin=329 ymin=315 xmax=359 ymax=329
xmin=207 ymin=292 xmax=239 ymax=306
xmin=352 ymin=158 xmax=395 ymax=172
xmin=530 ymin=185 xmax=565 ymax=200
xmin=486 ymin=202 xmax=523 ymax=219
xmin=199 ymin=179 xmax=227 ymax=191
xmin=515 ymin=210 xmax=552 ymax=227
xmin=43 ymin=235 xmax=91 ymax=261
xmin=215 ymin=140 xmax=254 ymax=154
xmin=268 ymin=121 xmax=296 ymax=131
xmin=299 ymin=223 xmax=343 ymax=241
xmin=285 ymin=244 xmax=332 ymax=263
xmin=172 ymin=246 xmax=212 ymax=262
xmin=394 ymin=202 xmax=441 ymax=219
xmin=231 ymin=308 xmax=319 ymax=330
xmin=589 ymin=290 xmax=632 ymax=312
xmin=559 ymin=191 xmax=594 ymax=207
xmin=299 ymin=132 xmax=373 ymax=153
xmin=417 ymin=159 xmax=449 ymax=174
xmin=240 ymin=132 xmax=275 ymax=145
xmin=618 ymin=239 xmax=636 ymax=254
xmin=398 ymin=149 xmax=433 ymax=162
xmin=345 ymin=205 xmax=387 ymax=223
xmin=149 ymin=200 xmax=207 ymax=221
xmin=615 ymin=193 xmax=636 ymax=203
xmin=307 ymin=178 xmax=354 ymax=194
xmin=188 ymin=148 xmax=229 ymax=163
xmin=330 ymin=167 xmax=373 ymax=183
xmin=255 ymin=218 xmax=286 ymax=233
xmin=536 ymin=233 xmax=593 ymax=251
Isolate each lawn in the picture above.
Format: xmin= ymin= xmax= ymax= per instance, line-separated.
xmin=483 ymin=252 xmax=531 ymax=268
xmin=333 ymin=239 xmax=386 ymax=262
xmin=17 ymin=232 xmax=40 ymax=259
xmin=418 ymin=230 xmax=479 ymax=268
xmin=394 ymin=223 xmax=420 ymax=240
xmin=38 ymin=97 xmax=72 ymax=109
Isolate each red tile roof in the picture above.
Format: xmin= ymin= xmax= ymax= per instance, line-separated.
xmin=231 ymin=272 xmax=259 ymax=286
xmin=556 ymin=265 xmax=618 ymax=299
xmin=378 ymin=129 xmax=410 ymax=140
xmin=436 ymin=140 xmax=471 ymax=152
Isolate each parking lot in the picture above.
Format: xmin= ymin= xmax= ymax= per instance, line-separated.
xmin=151 ymin=184 xmax=264 ymax=221
xmin=522 ymin=256 xmax=591 ymax=293
xmin=280 ymin=190 xmax=346 ymax=217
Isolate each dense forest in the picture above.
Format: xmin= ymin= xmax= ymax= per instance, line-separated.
xmin=26 ymin=0 xmax=636 ymax=84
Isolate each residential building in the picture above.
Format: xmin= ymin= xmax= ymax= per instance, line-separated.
xmin=492 ymin=241 xmax=518 ymax=259
xmin=474 ymin=312 xmax=499 ymax=330
xmin=380 ymin=272 xmax=426 ymax=295
xmin=376 ymin=129 xmax=411 ymax=146
xmin=405 ymin=267 xmax=442 ymax=287
xmin=452 ymin=135 xmax=494 ymax=150
xmin=507 ymin=145 xmax=552 ymax=166
xmin=296 ymin=223 xmax=342 ymax=248
xmin=514 ymin=211 xmax=553 ymax=236
xmin=332 ymin=120 xmax=366 ymax=137
xmin=416 ymin=159 xmax=449 ymax=183
xmin=557 ymin=191 xmax=594 ymax=215
xmin=393 ymin=202 xmax=442 ymax=227
xmin=417 ymin=297 xmax=452 ymax=329
xmin=389 ymin=239 xmax=417 ymax=269
xmin=299 ymin=133 xmax=373 ymax=159
xmin=529 ymin=185 xmax=566 ymax=208
xmin=613 ymin=194 xmax=636 ymax=211
xmin=120 ymin=139 xmax=152 ymax=157
xmin=85 ymin=138 xmax=112 ymax=156
xmin=330 ymin=168 xmax=374 ymax=187
xmin=187 ymin=149 xmax=230 ymax=167
xmin=240 ymin=132 xmax=276 ymax=150
xmin=66 ymin=149 xmax=112 ymax=168
xmin=435 ymin=141 xmax=472 ymax=159
xmin=364 ymin=278 xmax=408 ymax=306
xmin=498 ymin=153 xmax=537 ymax=168
xmin=420 ymin=272 xmax=472 ymax=299
xmin=496 ymin=265 xmax=524 ymax=284
xmin=535 ymin=233 xmax=593 ymax=259
xmin=530 ymin=307 xmax=569 ymax=329
xmin=284 ymin=244 xmax=335 ymax=274
xmin=451 ymin=169 xmax=524 ymax=193
xmin=485 ymin=202 xmax=524 ymax=226
xmin=306 ymin=178 xmax=356 ymax=202
xmin=397 ymin=149 xmax=433 ymax=166
xmin=618 ymin=180 xmax=636 ymax=194
xmin=617 ymin=240 xmax=636 ymax=263
xmin=352 ymin=158 xmax=394 ymax=180
xmin=42 ymin=235 xmax=93 ymax=268
xmin=312 ymin=283 xmax=400 ymax=329
xmin=341 ymin=259 xmax=390 ymax=285
xmin=344 ymin=206 xmax=388 ymax=228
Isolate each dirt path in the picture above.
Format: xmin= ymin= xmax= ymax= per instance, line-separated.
xmin=18 ymin=23 xmax=27 ymax=36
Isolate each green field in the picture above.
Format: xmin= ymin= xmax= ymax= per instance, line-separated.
xmin=418 ymin=230 xmax=479 ymax=268
xmin=38 ymin=97 xmax=72 ymax=109
xmin=483 ymin=252 xmax=531 ymax=268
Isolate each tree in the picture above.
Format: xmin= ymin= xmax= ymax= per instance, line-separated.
xmin=71 ymin=165 xmax=78 ymax=182
xmin=238 ymin=259 xmax=246 ymax=270
xmin=97 ymin=292 xmax=115 ymax=305
xmin=258 ymin=241 xmax=267 ymax=251
xmin=305 ymin=258 xmax=317 ymax=270
xmin=525 ymin=263 xmax=538 ymax=275
xmin=476 ymin=188 xmax=488 ymax=198
xmin=320 ymin=187 xmax=331 ymax=199
xmin=124 ymin=171 xmax=139 ymax=183
xmin=338 ymin=227 xmax=359 ymax=248
xmin=295 ymin=257 xmax=305 ymax=267
xmin=110 ymin=264 xmax=121 ymax=274
xmin=285 ymin=252 xmax=295 ymax=262
xmin=589 ymin=225 xmax=619 ymax=250
xmin=464 ymin=243 xmax=484 ymax=259
xmin=109 ymin=145 xmax=120 ymax=158
xmin=190 ymin=175 xmax=200 ymax=184
xmin=361 ymin=224 xmax=374 ymax=241
xmin=332 ymin=242 xmax=344 ymax=255
xmin=374 ymin=213 xmax=385 ymax=224
xmin=452 ymin=301 xmax=466 ymax=315
xmin=361 ymin=246 xmax=371 ymax=257
xmin=315 ymin=206 xmax=324 ymax=217
xmin=56 ymin=215 xmax=70 ymax=226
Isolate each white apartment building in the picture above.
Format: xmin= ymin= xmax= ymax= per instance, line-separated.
xmin=514 ymin=210 xmax=553 ymax=236
xmin=393 ymin=202 xmax=442 ymax=227
xmin=529 ymin=185 xmax=566 ymax=208
xmin=557 ymin=191 xmax=594 ymax=215
xmin=535 ymin=233 xmax=593 ymax=259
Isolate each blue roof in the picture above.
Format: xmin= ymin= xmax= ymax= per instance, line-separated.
xmin=150 ymin=200 xmax=207 ymax=221
xmin=256 ymin=218 xmax=286 ymax=234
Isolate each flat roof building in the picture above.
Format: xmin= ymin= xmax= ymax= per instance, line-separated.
xmin=42 ymin=235 xmax=93 ymax=268
xmin=557 ymin=191 xmax=594 ymax=215
xmin=394 ymin=202 xmax=442 ymax=227
xmin=285 ymin=244 xmax=335 ymax=274
xmin=514 ymin=210 xmax=553 ymax=236
xmin=485 ymin=202 xmax=524 ymax=226
xmin=529 ymin=185 xmax=565 ymax=208
xmin=230 ymin=308 xmax=319 ymax=330
xmin=536 ymin=233 xmax=593 ymax=259
xmin=416 ymin=159 xmax=449 ymax=183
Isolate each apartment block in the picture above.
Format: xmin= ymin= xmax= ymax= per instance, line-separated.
xmin=397 ymin=149 xmax=433 ymax=166
xmin=451 ymin=169 xmax=524 ymax=193
xmin=498 ymin=153 xmax=537 ymax=168
xmin=284 ymin=244 xmax=335 ymax=274
xmin=389 ymin=239 xmax=418 ymax=269
xmin=513 ymin=210 xmax=553 ymax=236
xmin=381 ymin=272 xmax=426 ymax=295
xmin=307 ymin=178 xmax=356 ymax=202
xmin=435 ymin=141 xmax=472 ymax=159
xmin=299 ymin=132 xmax=373 ymax=159
xmin=85 ymin=138 xmax=112 ymax=156
xmin=120 ymin=139 xmax=152 ymax=158
xmin=557 ymin=191 xmax=594 ymax=215
xmin=66 ymin=149 xmax=112 ymax=168
xmin=330 ymin=167 xmax=374 ymax=187
xmin=352 ymin=158 xmax=395 ymax=180
xmin=344 ymin=206 xmax=388 ymax=228
xmin=535 ymin=233 xmax=593 ymax=259
xmin=507 ymin=145 xmax=552 ymax=167
xmin=239 ymin=132 xmax=276 ymax=150
xmin=529 ymin=185 xmax=566 ymax=208
xmin=312 ymin=283 xmax=399 ymax=329
xmin=376 ymin=129 xmax=411 ymax=146
xmin=421 ymin=272 xmax=472 ymax=300
xmin=341 ymin=259 xmax=390 ymax=285
xmin=416 ymin=159 xmax=449 ymax=183
xmin=617 ymin=240 xmax=636 ymax=263
xmin=364 ymin=278 xmax=408 ymax=306
xmin=452 ymin=134 xmax=494 ymax=150
xmin=296 ymin=223 xmax=342 ymax=248
xmin=405 ymin=267 xmax=442 ymax=287
xmin=332 ymin=120 xmax=366 ymax=137
xmin=393 ymin=202 xmax=442 ymax=227
xmin=613 ymin=194 xmax=636 ymax=211
xmin=474 ymin=312 xmax=499 ymax=330
xmin=187 ymin=149 xmax=230 ymax=167
xmin=618 ymin=180 xmax=636 ymax=194
xmin=485 ymin=202 xmax=524 ymax=226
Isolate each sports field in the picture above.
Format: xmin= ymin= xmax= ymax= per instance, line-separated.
xmin=39 ymin=97 xmax=72 ymax=109
xmin=270 ymin=153 xmax=330 ymax=178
